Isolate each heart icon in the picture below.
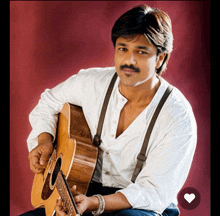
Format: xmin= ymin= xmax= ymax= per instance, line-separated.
xmin=178 ymin=187 xmax=200 ymax=210
xmin=184 ymin=193 xmax=195 ymax=203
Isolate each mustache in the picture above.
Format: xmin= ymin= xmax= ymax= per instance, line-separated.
xmin=120 ymin=64 xmax=140 ymax=73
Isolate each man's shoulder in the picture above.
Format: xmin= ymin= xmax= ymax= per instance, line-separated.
xmin=75 ymin=66 xmax=116 ymax=96
xmin=168 ymin=92 xmax=196 ymax=134
xmin=160 ymin=77 xmax=192 ymax=114
xmin=78 ymin=66 xmax=116 ymax=80
xmin=160 ymin=77 xmax=196 ymax=128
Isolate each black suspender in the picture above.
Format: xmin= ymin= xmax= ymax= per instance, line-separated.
xmin=131 ymin=84 xmax=173 ymax=182
xmin=92 ymin=72 xmax=173 ymax=182
xmin=92 ymin=72 xmax=118 ymax=147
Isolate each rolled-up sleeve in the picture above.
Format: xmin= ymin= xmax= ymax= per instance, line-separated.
xmin=117 ymin=109 xmax=197 ymax=214
xmin=27 ymin=70 xmax=85 ymax=152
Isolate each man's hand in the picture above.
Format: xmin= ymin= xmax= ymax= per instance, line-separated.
xmin=28 ymin=132 xmax=54 ymax=174
xmin=55 ymin=184 xmax=132 ymax=215
xmin=55 ymin=185 xmax=99 ymax=216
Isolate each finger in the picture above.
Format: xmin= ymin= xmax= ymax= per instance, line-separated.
xmin=70 ymin=185 xmax=76 ymax=194
xmin=55 ymin=199 xmax=67 ymax=216
xmin=32 ymin=156 xmax=44 ymax=168
xmin=30 ymin=161 xmax=44 ymax=174
xmin=71 ymin=185 xmax=81 ymax=196
xmin=30 ymin=165 xmax=43 ymax=174
xmin=29 ymin=156 xmax=45 ymax=173
xmin=75 ymin=197 xmax=87 ymax=215
xmin=30 ymin=167 xmax=44 ymax=174
xmin=39 ymin=148 xmax=51 ymax=165
xmin=74 ymin=195 xmax=80 ymax=204
xmin=29 ymin=150 xmax=45 ymax=169
xmin=76 ymin=203 xmax=86 ymax=216
xmin=74 ymin=195 xmax=84 ymax=203
xmin=29 ymin=146 xmax=50 ymax=167
xmin=74 ymin=194 xmax=88 ymax=215
xmin=56 ymin=198 xmax=63 ymax=210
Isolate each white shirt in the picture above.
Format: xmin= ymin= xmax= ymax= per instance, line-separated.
xmin=27 ymin=67 xmax=197 ymax=215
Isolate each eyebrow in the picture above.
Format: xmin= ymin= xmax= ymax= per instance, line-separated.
xmin=116 ymin=43 xmax=150 ymax=51
xmin=116 ymin=43 xmax=127 ymax=47
xmin=136 ymin=46 xmax=150 ymax=51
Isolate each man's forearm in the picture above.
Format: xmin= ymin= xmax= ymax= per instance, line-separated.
xmin=87 ymin=192 xmax=132 ymax=213
xmin=104 ymin=192 xmax=132 ymax=212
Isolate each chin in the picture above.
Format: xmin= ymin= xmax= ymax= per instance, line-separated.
xmin=120 ymin=75 xmax=149 ymax=88
xmin=119 ymin=79 xmax=139 ymax=88
xmin=117 ymin=73 xmax=136 ymax=85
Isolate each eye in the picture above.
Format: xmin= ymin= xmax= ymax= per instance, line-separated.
xmin=138 ymin=50 xmax=148 ymax=55
xmin=118 ymin=47 xmax=127 ymax=52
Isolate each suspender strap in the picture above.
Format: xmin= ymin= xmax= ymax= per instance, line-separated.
xmin=92 ymin=72 xmax=173 ymax=182
xmin=131 ymin=84 xmax=173 ymax=183
xmin=93 ymin=72 xmax=118 ymax=147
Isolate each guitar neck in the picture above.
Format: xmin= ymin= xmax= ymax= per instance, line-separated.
xmin=56 ymin=170 xmax=80 ymax=216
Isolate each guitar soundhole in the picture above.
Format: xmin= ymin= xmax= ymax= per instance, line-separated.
xmin=41 ymin=156 xmax=62 ymax=200
xmin=51 ymin=157 xmax=62 ymax=187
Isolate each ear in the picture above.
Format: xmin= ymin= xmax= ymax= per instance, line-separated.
xmin=155 ymin=52 xmax=167 ymax=70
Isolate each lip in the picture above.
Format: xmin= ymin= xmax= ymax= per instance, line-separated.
xmin=123 ymin=68 xmax=135 ymax=75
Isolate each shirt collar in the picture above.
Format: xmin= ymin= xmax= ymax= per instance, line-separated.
xmin=113 ymin=75 xmax=169 ymax=108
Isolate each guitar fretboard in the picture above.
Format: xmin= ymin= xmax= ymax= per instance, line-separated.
xmin=56 ymin=171 xmax=80 ymax=216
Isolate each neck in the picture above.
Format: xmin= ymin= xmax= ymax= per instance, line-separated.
xmin=119 ymin=75 xmax=160 ymax=106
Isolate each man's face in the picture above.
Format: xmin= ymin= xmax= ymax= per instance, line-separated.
xmin=114 ymin=34 xmax=163 ymax=88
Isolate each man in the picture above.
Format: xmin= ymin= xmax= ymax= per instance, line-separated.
xmin=22 ymin=4 xmax=197 ymax=216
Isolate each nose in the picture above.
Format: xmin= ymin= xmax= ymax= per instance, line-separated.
xmin=123 ymin=51 xmax=137 ymax=65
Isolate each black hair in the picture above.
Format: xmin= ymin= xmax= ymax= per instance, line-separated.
xmin=111 ymin=5 xmax=173 ymax=75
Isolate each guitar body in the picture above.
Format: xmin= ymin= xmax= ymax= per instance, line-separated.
xmin=31 ymin=103 xmax=98 ymax=216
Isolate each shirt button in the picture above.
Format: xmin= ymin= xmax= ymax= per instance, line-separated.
xmin=113 ymin=120 xmax=117 ymax=124
xmin=111 ymin=134 xmax=114 ymax=138
xmin=105 ymin=171 xmax=110 ymax=175
xmin=106 ymin=151 xmax=109 ymax=155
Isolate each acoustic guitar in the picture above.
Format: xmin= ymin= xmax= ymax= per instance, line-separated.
xmin=31 ymin=103 xmax=98 ymax=216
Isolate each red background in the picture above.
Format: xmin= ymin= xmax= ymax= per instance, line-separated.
xmin=10 ymin=1 xmax=210 ymax=215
